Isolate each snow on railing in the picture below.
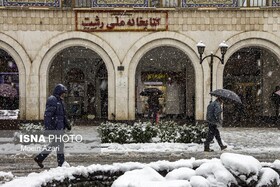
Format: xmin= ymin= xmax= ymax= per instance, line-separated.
xmin=0 ymin=0 xmax=278 ymax=8
xmin=0 ymin=110 xmax=19 ymax=120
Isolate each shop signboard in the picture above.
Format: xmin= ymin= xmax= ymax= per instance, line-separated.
xmin=75 ymin=10 xmax=168 ymax=32
xmin=92 ymin=0 xmax=148 ymax=7
xmin=141 ymin=72 xmax=184 ymax=83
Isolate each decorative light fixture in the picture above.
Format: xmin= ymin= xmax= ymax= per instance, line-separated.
xmin=197 ymin=41 xmax=228 ymax=64
xmin=196 ymin=41 xmax=229 ymax=96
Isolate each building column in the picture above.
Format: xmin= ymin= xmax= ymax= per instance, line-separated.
xmin=25 ymin=74 xmax=40 ymax=120
xmin=115 ymin=70 xmax=129 ymax=120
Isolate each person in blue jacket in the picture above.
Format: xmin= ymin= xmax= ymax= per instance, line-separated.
xmin=204 ymin=97 xmax=227 ymax=152
xmin=34 ymin=84 xmax=71 ymax=168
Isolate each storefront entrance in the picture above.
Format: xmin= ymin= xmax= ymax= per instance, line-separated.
xmin=224 ymin=47 xmax=280 ymax=125
xmin=0 ymin=49 xmax=19 ymax=111
xmin=135 ymin=46 xmax=195 ymax=121
xmin=49 ymin=46 xmax=108 ymax=120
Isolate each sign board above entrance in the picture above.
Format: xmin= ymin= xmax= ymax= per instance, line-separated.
xmin=75 ymin=10 xmax=168 ymax=32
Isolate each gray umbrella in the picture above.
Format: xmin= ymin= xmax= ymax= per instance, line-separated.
xmin=140 ymin=88 xmax=163 ymax=96
xmin=275 ymin=90 xmax=280 ymax=96
xmin=210 ymin=89 xmax=242 ymax=104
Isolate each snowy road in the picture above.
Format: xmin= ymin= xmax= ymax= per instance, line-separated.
xmin=0 ymin=126 xmax=280 ymax=177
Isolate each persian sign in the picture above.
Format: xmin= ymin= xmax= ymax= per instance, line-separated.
xmin=75 ymin=10 xmax=168 ymax=32
xmin=93 ymin=0 xmax=148 ymax=7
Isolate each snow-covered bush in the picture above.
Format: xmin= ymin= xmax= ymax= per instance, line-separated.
xmin=98 ymin=121 xmax=207 ymax=144
xmin=97 ymin=122 xmax=131 ymax=144
xmin=221 ymin=152 xmax=262 ymax=186
xmin=165 ymin=167 xmax=196 ymax=180
xmin=18 ymin=123 xmax=44 ymax=131
xmin=0 ymin=171 xmax=14 ymax=184
xmin=195 ymin=159 xmax=238 ymax=186
xmin=157 ymin=121 xmax=178 ymax=142
xmin=177 ymin=123 xmax=208 ymax=144
xmin=131 ymin=122 xmax=157 ymax=143
xmin=3 ymin=153 xmax=280 ymax=187
xmin=257 ymin=168 xmax=280 ymax=187
xmin=13 ymin=123 xmax=44 ymax=144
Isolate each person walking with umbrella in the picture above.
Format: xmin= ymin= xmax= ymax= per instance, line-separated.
xmin=204 ymin=89 xmax=242 ymax=152
xmin=140 ymin=88 xmax=163 ymax=124
xmin=147 ymin=92 xmax=160 ymax=124
xmin=204 ymin=96 xmax=227 ymax=152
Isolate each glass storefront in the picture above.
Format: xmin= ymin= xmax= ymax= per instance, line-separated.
xmin=49 ymin=46 xmax=108 ymax=120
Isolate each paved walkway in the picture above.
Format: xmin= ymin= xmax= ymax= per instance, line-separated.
xmin=0 ymin=126 xmax=280 ymax=177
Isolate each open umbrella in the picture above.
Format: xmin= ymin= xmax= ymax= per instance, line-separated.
xmin=140 ymin=88 xmax=163 ymax=96
xmin=0 ymin=83 xmax=18 ymax=98
xmin=275 ymin=90 xmax=280 ymax=97
xmin=210 ymin=89 xmax=242 ymax=104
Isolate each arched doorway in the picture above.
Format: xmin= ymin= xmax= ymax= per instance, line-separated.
xmin=135 ymin=46 xmax=195 ymax=121
xmin=0 ymin=49 xmax=19 ymax=118
xmin=224 ymin=47 xmax=280 ymax=125
xmin=49 ymin=46 xmax=108 ymax=121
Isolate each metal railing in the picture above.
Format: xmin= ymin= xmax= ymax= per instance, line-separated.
xmin=238 ymin=0 xmax=268 ymax=7
xmin=0 ymin=0 xmax=276 ymax=8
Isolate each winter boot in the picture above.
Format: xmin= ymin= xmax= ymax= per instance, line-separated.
xmin=204 ymin=148 xmax=214 ymax=152
xmin=34 ymin=157 xmax=44 ymax=168
xmin=204 ymin=144 xmax=214 ymax=152
xmin=220 ymin=145 xmax=227 ymax=150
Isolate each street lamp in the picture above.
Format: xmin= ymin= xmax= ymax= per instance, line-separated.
xmin=196 ymin=41 xmax=229 ymax=98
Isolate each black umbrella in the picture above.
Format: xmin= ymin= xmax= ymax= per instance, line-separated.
xmin=140 ymin=88 xmax=163 ymax=96
xmin=210 ymin=89 xmax=242 ymax=104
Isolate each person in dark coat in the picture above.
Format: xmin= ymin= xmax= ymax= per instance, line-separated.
xmin=204 ymin=97 xmax=227 ymax=152
xmin=147 ymin=92 xmax=160 ymax=124
xmin=34 ymin=84 xmax=71 ymax=168
xmin=271 ymin=86 xmax=280 ymax=120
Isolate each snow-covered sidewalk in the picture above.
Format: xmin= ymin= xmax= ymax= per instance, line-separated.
xmin=0 ymin=126 xmax=280 ymax=155
xmin=1 ymin=126 xmax=280 ymax=186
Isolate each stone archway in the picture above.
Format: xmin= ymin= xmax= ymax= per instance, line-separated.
xmin=0 ymin=33 xmax=31 ymax=119
xmin=124 ymin=32 xmax=204 ymax=121
xmin=33 ymin=32 xmax=119 ymax=120
xmin=0 ymin=49 xmax=19 ymax=111
xmin=135 ymin=46 xmax=195 ymax=121
xmin=217 ymin=31 xmax=280 ymax=89
xmin=216 ymin=32 xmax=280 ymax=125
xmin=224 ymin=47 xmax=280 ymax=125
xmin=49 ymin=46 xmax=109 ymax=120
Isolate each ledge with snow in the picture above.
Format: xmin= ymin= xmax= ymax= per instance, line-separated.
xmin=1 ymin=152 xmax=280 ymax=187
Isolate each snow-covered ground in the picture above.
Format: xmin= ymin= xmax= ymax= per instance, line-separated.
xmin=0 ymin=126 xmax=280 ymax=155
xmin=0 ymin=125 xmax=280 ymax=186
xmin=1 ymin=152 xmax=280 ymax=187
